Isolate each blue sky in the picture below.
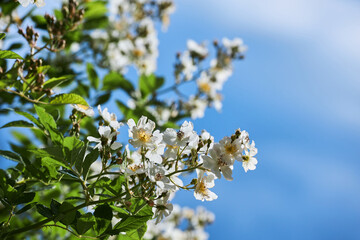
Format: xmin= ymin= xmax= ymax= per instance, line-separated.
xmin=1 ymin=0 xmax=360 ymax=239
xmin=162 ymin=0 xmax=360 ymax=239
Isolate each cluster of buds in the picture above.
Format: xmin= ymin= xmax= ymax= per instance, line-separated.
xmin=18 ymin=26 xmax=39 ymax=48
xmin=44 ymin=0 xmax=84 ymax=51
xmin=85 ymin=105 xmax=258 ymax=224
xmin=16 ymin=58 xmax=51 ymax=95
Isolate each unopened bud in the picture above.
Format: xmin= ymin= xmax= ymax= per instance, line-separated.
xmin=147 ymin=200 xmax=154 ymax=207
xmin=190 ymin=178 xmax=198 ymax=185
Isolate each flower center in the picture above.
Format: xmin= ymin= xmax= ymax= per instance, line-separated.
xmin=197 ymin=180 xmax=208 ymax=196
xmin=155 ymin=173 xmax=163 ymax=181
xmin=199 ymin=82 xmax=211 ymax=93
xmin=242 ymin=155 xmax=249 ymax=162
xmin=224 ymin=144 xmax=236 ymax=155
xmin=133 ymin=49 xmax=144 ymax=57
xmin=138 ymin=129 xmax=151 ymax=142
xmin=217 ymin=157 xmax=228 ymax=167
xmin=177 ymin=130 xmax=185 ymax=140
xmin=129 ymin=164 xmax=142 ymax=172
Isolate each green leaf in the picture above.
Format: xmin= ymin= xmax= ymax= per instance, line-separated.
xmin=15 ymin=202 xmax=36 ymax=215
xmin=63 ymin=136 xmax=85 ymax=168
xmin=13 ymin=192 xmax=35 ymax=205
xmin=0 ymin=150 xmax=23 ymax=163
xmin=14 ymin=110 xmax=41 ymax=128
xmin=102 ymin=72 xmax=135 ymax=94
xmin=41 ymin=157 xmax=67 ymax=178
xmin=29 ymin=146 xmax=64 ymax=161
xmin=0 ymin=50 xmax=23 ymax=60
xmin=43 ymin=75 xmax=72 ymax=89
xmin=58 ymin=169 xmax=79 ymax=179
xmin=1 ymin=120 xmax=34 ymax=129
xmin=114 ymin=215 xmax=150 ymax=233
xmin=0 ymin=33 xmax=5 ymax=40
xmin=34 ymin=105 xmax=63 ymax=144
xmin=50 ymin=93 xmax=88 ymax=106
xmin=161 ymin=121 xmax=179 ymax=129
xmin=82 ymin=148 xmax=99 ymax=179
xmin=116 ymin=100 xmax=138 ymax=122
xmin=31 ymin=15 xmax=47 ymax=29
xmin=86 ymin=63 xmax=99 ymax=89
xmin=94 ymin=204 xmax=113 ymax=220
xmin=110 ymin=205 xmax=130 ymax=219
xmin=8 ymin=43 xmax=23 ymax=51
xmin=84 ymin=1 xmax=108 ymax=20
xmin=139 ymin=74 xmax=164 ymax=98
xmin=59 ymin=202 xmax=76 ymax=226
xmin=50 ymin=199 xmax=61 ymax=216
xmin=83 ymin=16 xmax=109 ymax=30
xmin=94 ymin=204 xmax=113 ymax=235
xmin=95 ymin=92 xmax=111 ymax=106
xmin=36 ymin=204 xmax=53 ymax=218
xmin=42 ymin=155 xmax=69 ymax=169
xmin=77 ymin=212 xmax=95 ymax=235
xmin=118 ymin=224 xmax=147 ymax=240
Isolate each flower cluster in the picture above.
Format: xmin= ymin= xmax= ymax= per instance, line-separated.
xmin=144 ymin=205 xmax=214 ymax=240
xmin=90 ymin=0 xmax=175 ymax=75
xmin=177 ymin=38 xmax=247 ymax=118
xmin=86 ymin=106 xmax=258 ymax=224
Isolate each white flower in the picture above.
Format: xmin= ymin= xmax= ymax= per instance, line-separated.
xmin=18 ymin=0 xmax=45 ymax=7
xmin=242 ymin=141 xmax=258 ymax=172
xmin=187 ymin=96 xmax=207 ymax=119
xmin=127 ymin=116 xmax=163 ymax=149
xmin=87 ymin=126 xmax=122 ymax=151
xmin=194 ymin=170 xmax=218 ymax=201
xmin=185 ymin=228 xmax=209 ymax=240
xmin=98 ymin=105 xmax=123 ymax=130
xmin=222 ymin=37 xmax=247 ymax=55
xmin=212 ymin=93 xmax=223 ymax=112
xmin=187 ymin=39 xmax=208 ymax=58
xmin=153 ymin=195 xmax=173 ymax=224
xmin=198 ymin=130 xmax=214 ymax=154
xmin=219 ymin=136 xmax=244 ymax=161
xmin=180 ymin=51 xmax=197 ymax=80
xmin=193 ymin=206 xmax=215 ymax=226
xmin=145 ymin=142 xmax=165 ymax=164
xmin=202 ymin=143 xmax=234 ymax=181
xmin=147 ymin=163 xmax=173 ymax=192
xmin=163 ymin=121 xmax=199 ymax=159
xmin=197 ymin=72 xmax=222 ymax=96
xmin=124 ymin=145 xmax=145 ymax=175
xmin=71 ymin=104 xmax=94 ymax=117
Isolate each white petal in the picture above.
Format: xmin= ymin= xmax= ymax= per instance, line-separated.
xmin=111 ymin=142 xmax=122 ymax=150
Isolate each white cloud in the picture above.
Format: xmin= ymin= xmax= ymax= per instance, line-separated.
xmin=186 ymin=0 xmax=360 ymax=60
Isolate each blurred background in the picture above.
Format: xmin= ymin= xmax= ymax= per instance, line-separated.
xmin=162 ymin=0 xmax=360 ymax=239
xmin=1 ymin=0 xmax=360 ymax=239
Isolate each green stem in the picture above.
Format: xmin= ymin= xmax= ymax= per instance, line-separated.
xmin=1 ymin=89 xmax=49 ymax=105
xmin=166 ymin=163 xmax=203 ymax=177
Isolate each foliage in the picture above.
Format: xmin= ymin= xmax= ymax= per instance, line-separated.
xmin=0 ymin=0 xmax=257 ymax=239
